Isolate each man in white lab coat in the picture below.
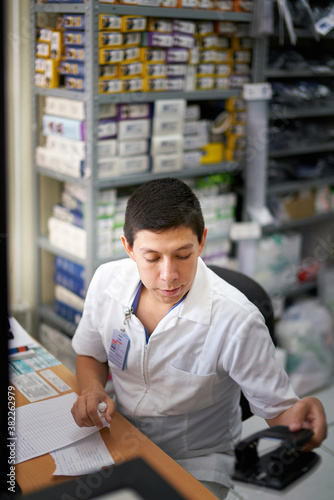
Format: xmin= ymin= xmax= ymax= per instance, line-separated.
xmin=71 ymin=177 xmax=327 ymax=499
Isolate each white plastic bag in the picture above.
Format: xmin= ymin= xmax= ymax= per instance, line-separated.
xmin=276 ymin=298 xmax=334 ymax=396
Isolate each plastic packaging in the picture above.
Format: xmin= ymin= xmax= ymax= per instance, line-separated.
xmin=276 ymin=298 xmax=334 ymax=395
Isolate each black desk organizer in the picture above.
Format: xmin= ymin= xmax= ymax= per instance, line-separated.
xmin=233 ymin=425 xmax=320 ymax=490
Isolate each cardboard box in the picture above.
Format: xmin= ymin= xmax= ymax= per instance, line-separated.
xmin=281 ymin=190 xmax=316 ymax=220
xmin=118 ymin=139 xmax=149 ymax=157
xmin=152 ymin=153 xmax=183 ymax=173
xmin=152 ymin=116 xmax=184 ymax=136
xmin=117 ymin=103 xmax=151 ymax=120
xmin=118 ymin=155 xmax=150 ymax=175
xmin=118 ymin=118 xmax=151 ymax=140
xmin=151 ymin=135 xmax=183 ymax=155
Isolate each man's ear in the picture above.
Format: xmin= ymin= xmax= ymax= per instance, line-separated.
xmin=198 ymin=227 xmax=207 ymax=257
xmin=121 ymin=235 xmax=135 ymax=261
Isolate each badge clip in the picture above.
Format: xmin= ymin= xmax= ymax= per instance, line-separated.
xmin=121 ymin=306 xmax=133 ymax=332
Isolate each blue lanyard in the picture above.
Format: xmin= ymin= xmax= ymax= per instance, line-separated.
xmin=131 ymin=282 xmax=187 ymax=343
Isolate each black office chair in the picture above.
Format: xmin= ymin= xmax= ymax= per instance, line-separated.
xmin=208 ymin=265 xmax=276 ymax=421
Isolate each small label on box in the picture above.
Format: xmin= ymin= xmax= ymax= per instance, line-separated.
xmin=243 ymin=83 xmax=272 ymax=101
xmin=230 ymin=222 xmax=261 ymax=241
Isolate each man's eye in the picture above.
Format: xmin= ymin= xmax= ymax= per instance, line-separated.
xmin=177 ymin=254 xmax=191 ymax=260
xmin=145 ymin=257 xmax=159 ymax=263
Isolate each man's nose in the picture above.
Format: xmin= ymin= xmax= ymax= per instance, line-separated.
xmin=160 ymin=259 xmax=178 ymax=282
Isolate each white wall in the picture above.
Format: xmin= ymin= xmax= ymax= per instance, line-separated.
xmin=6 ymin=0 xmax=35 ymax=332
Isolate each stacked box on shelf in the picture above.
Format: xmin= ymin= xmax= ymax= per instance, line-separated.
xmin=183 ymin=104 xmax=202 ymax=168
xmin=192 ymin=179 xmax=236 ymax=265
xmin=98 ymin=14 xmax=252 ymax=94
xmin=52 ymin=256 xmax=86 ymax=326
xmin=61 ymin=14 xmax=86 ymax=91
xmin=35 ymin=26 xmax=62 ymax=89
xmin=48 ymin=182 xmax=117 ymax=260
xmin=151 ymin=99 xmax=185 ymax=173
xmin=117 ymin=103 xmax=152 ymax=175
xmin=195 ymin=184 xmax=236 ymax=238
xmin=99 ymin=15 xmax=147 ymax=94
xmin=111 ymin=195 xmax=129 ymax=255
xmin=224 ymin=96 xmax=247 ymax=162
xmin=37 ymin=96 xmax=117 ymax=179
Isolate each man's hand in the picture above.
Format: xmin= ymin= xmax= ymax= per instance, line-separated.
xmin=266 ymin=396 xmax=327 ymax=451
xmin=71 ymin=390 xmax=115 ymax=430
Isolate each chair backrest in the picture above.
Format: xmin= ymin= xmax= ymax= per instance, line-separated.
xmin=208 ymin=265 xmax=276 ymax=420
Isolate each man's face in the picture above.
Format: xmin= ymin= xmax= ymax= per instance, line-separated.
xmin=121 ymin=226 xmax=207 ymax=306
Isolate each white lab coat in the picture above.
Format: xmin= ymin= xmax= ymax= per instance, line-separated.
xmin=72 ymin=257 xmax=298 ymax=487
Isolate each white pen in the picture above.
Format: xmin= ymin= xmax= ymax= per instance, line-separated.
xmin=97 ymin=401 xmax=107 ymax=416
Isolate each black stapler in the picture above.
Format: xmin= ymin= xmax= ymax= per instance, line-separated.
xmin=233 ymin=425 xmax=320 ymax=490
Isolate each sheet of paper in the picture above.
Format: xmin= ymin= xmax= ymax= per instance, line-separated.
xmin=51 ymin=432 xmax=114 ymax=476
xmin=11 ymin=372 xmax=59 ymax=402
xmin=9 ymin=317 xmax=39 ymax=349
xmin=15 ymin=392 xmax=103 ymax=464
xmin=39 ymin=369 xmax=72 ymax=392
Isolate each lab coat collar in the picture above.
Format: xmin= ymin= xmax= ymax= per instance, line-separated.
xmin=178 ymin=258 xmax=213 ymax=326
xmin=106 ymin=257 xmax=213 ymax=326
xmin=105 ymin=258 xmax=141 ymax=307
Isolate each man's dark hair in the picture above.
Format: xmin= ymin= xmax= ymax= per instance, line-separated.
xmin=123 ymin=177 xmax=205 ymax=248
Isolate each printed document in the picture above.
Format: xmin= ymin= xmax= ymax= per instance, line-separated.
xmin=15 ymin=392 xmax=104 ymax=464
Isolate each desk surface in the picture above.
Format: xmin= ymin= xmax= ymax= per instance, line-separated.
xmin=15 ymin=363 xmax=217 ymax=500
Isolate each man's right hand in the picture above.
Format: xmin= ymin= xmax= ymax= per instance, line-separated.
xmin=71 ymin=390 xmax=115 ymax=430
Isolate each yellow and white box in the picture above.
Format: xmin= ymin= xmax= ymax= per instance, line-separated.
xmin=99 ymin=32 xmax=123 ymax=48
xmin=36 ymin=42 xmax=50 ymax=58
xmin=123 ymin=47 xmax=141 ymax=63
xmin=99 ymin=48 xmax=124 ymax=64
xmin=99 ymin=79 xmax=123 ymax=93
xmin=121 ymin=16 xmax=147 ymax=32
xmin=144 ymin=63 xmax=167 ymax=78
xmin=143 ymin=78 xmax=168 ymax=92
xmin=140 ymin=48 xmax=166 ymax=63
xmin=45 ymin=59 xmax=60 ymax=88
xmin=120 ymin=62 xmax=143 ymax=77
xmin=122 ymin=78 xmax=144 ymax=92
xmin=99 ymin=15 xmax=122 ymax=31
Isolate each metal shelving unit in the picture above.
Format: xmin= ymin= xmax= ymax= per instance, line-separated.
xmin=267 ymin=176 xmax=334 ymax=195
xmin=32 ymin=0 xmax=253 ymax=336
xmin=269 ymin=141 xmax=334 ymax=159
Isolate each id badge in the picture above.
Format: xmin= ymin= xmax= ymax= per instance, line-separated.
xmin=108 ymin=329 xmax=130 ymax=370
